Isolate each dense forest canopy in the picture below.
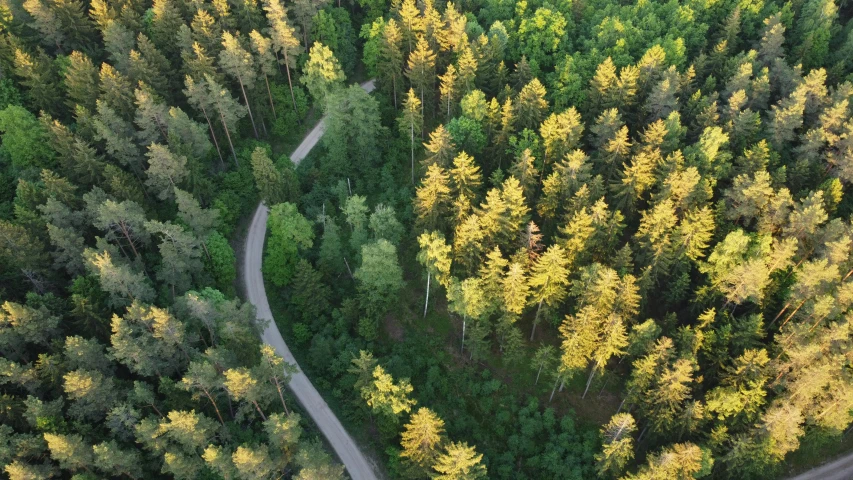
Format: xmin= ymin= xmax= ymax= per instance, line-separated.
xmin=1 ymin=0 xmax=853 ymax=478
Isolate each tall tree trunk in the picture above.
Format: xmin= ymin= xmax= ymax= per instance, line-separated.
xmin=423 ymin=271 xmax=430 ymax=318
xmin=264 ymin=73 xmax=277 ymax=120
xmin=237 ymin=77 xmax=259 ymax=138
xmin=272 ymin=378 xmax=289 ymax=415
xmin=392 ymin=74 xmax=397 ymax=108
xmin=530 ymin=299 xmax=543 ymax=341
xmin=582 ymin=365 xmax=597 ymax=399
xmin=461 ymin=317 xmax=466 ymax=353
xmin=199 ymin=104 xmax=225 ymax=168
xmin=535 ymin=364 xmax=543 ymax=385
xmin=218 ymin=105 xmax=239 ymax=166
xmin=252 ymin=400 xmax=267 ymax=421
xmin=411 ymin=122 xmax=415 ymax=184
xmin=549 ymin=376 xmax=560 ymax=402
xmin=283 ymin=55 xmax=298 ymax=120
xmin=204 ymin=390 xmax=226 ymax=426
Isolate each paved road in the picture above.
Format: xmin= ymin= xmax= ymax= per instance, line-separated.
xmin=243 ymin=79 xmax=378 ymax=480
xmin=787 ymin=452 xmax=853 ymax=480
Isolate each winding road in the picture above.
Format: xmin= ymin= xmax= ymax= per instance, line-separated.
xmin=243 ymin=80 xmax=377 ymax=480
xmin=787 ymin=452 xmax=853 ymax=480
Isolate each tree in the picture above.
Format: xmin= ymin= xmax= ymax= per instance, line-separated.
xmin=406 ymin=36 xmax=436 ymax=110
xmin=0 ymin=106 xmax=54 ymax=169
xmin=264 ymin=203 xmax=314 ymax=287
xmin=432 ymin=442 xmax=487 ymax=480
xmin=145 ymin=144 xmax=188 ymax=200
xmin=400 ymin=407 xmax=446 ymax=474
xmin=185 ymin=75 xmax=246 ymax=166
xmin=423 ymin=124 xmax=456 ymax=168
xmin=528 ymin=244 xmax=570 ymax=340
xmin=417 ymin=231 xmax=452 ymax=317
xmin=515 ymin=78 xmax=548 ymax=130
xmin=360 ymin=365 xmax=416 ymax=424
xmin=415 ymin=164 xmax=451 ymax=231
xmin=369 ymin=204 xmax=403 ymax=246
xmin=625 ymin=442 xmax=704 ymax=480
xmin=219 ymin=32 xmax=259 ymax=138
xmin=180 ymin=360 xmax=227 ymax=425
xmin=64 ymin=51 xmax=98 ymax=112
xmin=378 ymin=19 xmax=404 ymax=107
xmin=262 ymin=0 xmax=303 ymax=113
xmin=355 ymin=240 xmax=404 ymax=337
xmin=398 ymin=88 xmax=423 ymax=184
xmin=44 ymin=433 xmax=93 ymax=473
xmin=224 ymin=367 xmax=272 ymax=420
xmin=249 ymin=30 xmax=279 ymax=119
xmin=251 ymin=147 xmax=292 ymax=204
xmin=439 ymin=64 xmax=459 ymax=119
xmin=596 ymin=413 xmax=636 ymax=478
xmin=84 ymin=250 xmax=154 ymax=307
xmin=300 ymin=42 xmax=344 ymax=104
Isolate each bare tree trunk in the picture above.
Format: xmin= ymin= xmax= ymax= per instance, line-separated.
xmin=218 ymin=105 xmax=239 ymax=167
xmin=272 ymin=378 xmax=289 ymax=415
xmin=251 ymin=400 xmax=267 ymax=421
xmin=461 ymin=317 xmax=466 ymax=353
xmin=264 ymin=73 xmax=277 ymax=120
xmin=411 ymin=122 xmax=415 ymax=184
xmin=549 ymin=376 xmax=560 ymax=402
xmin=530 ymin=299 xmax=543 ymax=341
xmin=582 ymin=365 xmax=597 ymax=399
xmin=535 ymin=364 xmax=543 ymax=384
xmin=423 ymin=271 xmax=430 ymax=318
xmin=204 ymin=391 xmax=226 ymax=426
xmin=199 ymin=104 xmax=225 ymax=168
xmin=283 ymin=56 xmax=298 ymax=123
xmin=237 ymin=77 xmax=259 ymax=138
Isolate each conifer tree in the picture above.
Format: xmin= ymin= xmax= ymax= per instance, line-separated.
xmin=406 ymin=36 xmax=436 ymax=112
xmin=398 ymin=88 xmax=423 ymax=184
xmin=219 ymin=32 xmax=259 ymax=138
xmin=378 ymin=19 xmax=404 ymax=107
xmin=64 ymin=51 xmax=99 ymax=112
xmin=415 ymin=164 xmax=451 ymax=230
xmin=301 ymin=42 xmax=345 ymax=104
xmin=262 ymin=0 xmax=303 ymax=113
xmin=596 ymin=413 xmax=636 ymax=478
xmin=515 ymin=78 xmax=548 ymax=130
xmin=528 ymin=244 xmax=570 ymax=340
xmin=423 ymin=124 xmax=456 ymax=167
xmin=249 ymin=30 xmax=279 ymax=119
xmin=417 ymin=231 xmax=452 ymax=317
xmin=439 ymin=64 xmax=459 ymax=119
xmin=432 ymin=442 xmax=487 ymax=480
xmin=400 ymin=407 xmax=446 ymax=475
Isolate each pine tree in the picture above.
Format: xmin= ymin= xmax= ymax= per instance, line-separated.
xmin=432 ymin=442 xmax=487 ymax=480
xmin=398 ymin=88 xmax=423 ymax=184
xmin=415 ymin=164 xmax=451 ymax=230
xmin=64 ymin=51 xmax=98 ymax=112
xmin=249 ymin=30 xmax=279 ymax=119
xmin=515 ymin=78 xmax=548 ymax=130
xmin=596 ymin=413 xmax=636 ymax=478
xmin=262 ymin=0 xmax=303 ymax=113
xmin=417 ymin=231 xmax=452 ymax=317
xmin=219 ymin=32 xmax=259 ymax=138
xmin=251 ymin=147 xmax=290 ymax=204
xmin=406 ymin=36 xmax=436 ymax=113
xmin=400 ymin=407 xmax=446 ymax=474
xmin=528 ymin=244 xmax=569 ymax=340
xmin=423 ymin=124 xmax=456 ymax=167
xmin=439 ymin=64 xmax=459 ymax=119
xmin=378 ymin=19 xmax=404 ymax=107
xmin=145 ymin=143 xmax=188 ymax=200
xmin=300 ymin=42 xmax=345 ymax=104
xmin=540 ymin=107 xmax=584 ymax=174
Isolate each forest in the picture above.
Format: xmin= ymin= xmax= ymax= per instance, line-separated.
xmin=0 ymin=0 xmax=853 ymax=477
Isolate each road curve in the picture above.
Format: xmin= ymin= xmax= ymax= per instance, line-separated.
xmin=243 ymin=79 xmax=378 ymax=480
xmin=787 ymin=452 xmax=853 ymax=480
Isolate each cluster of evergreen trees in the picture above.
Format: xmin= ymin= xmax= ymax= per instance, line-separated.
xmin=0 ymin=0 xmax=362 ymax=478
